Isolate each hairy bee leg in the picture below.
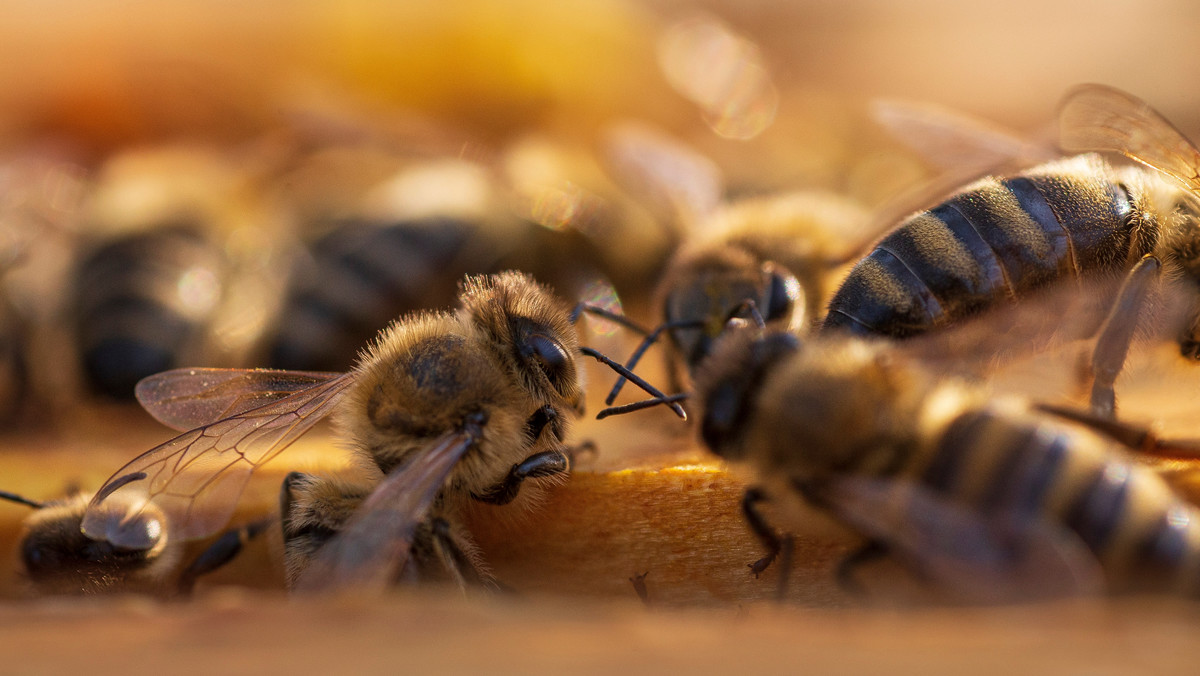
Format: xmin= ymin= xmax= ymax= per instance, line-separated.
xmin=743 ymin=487 xmax=785 ymax=577
xmin=1089 ymin=254 xmax=1161 ymax=419
xmin=174 ymin=516 xmax=274 ymax=596
xmin=430 ymin=518 xmax=490 ymax=589
xmin=834 ymin=540 xmax=890 ymax=596
xmin=471 ymin=450 xmax=570 ymax=505
xmin=1179 ymin=300 xmax=1200 ymax=359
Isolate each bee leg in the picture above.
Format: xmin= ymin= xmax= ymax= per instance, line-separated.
xmin=1034 ymin=401 xmax=1200 ymax=460
xmin=774 ymin=534 xmax=795 ymax=600
xmin=1089 ymin=253 xmax=1161 ymax=419
xmin=724 ymin=299 xmax=765 ymax=329
xmin=174 ymin=516 xmax=274 ymax=597
xmin=1179 ymin=301 xmax=1200 ymax=360
xmin=629 ymin=571 xmax=651 ymax=607
xmin=430 ymin=517 xmax=491 ymax=589
xmin=471 ymin=450 xmax=570 ymax=505
xmin=834 ymin=540 xmax=890 ymax=596
xmin=743 ymin=487 xmax=787 ymax=578
xmin=564 ymin=440 xmax=598 ymax=470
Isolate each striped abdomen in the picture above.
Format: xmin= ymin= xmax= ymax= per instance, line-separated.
xmin=824 ymin=155 xmax=1146 ymax=336
xmin=72 ymin=224 xmax=226 ymax=398
xmin=915 ymin=407 xmax=1200 ymax=595
xmin=267 ymin=216 xmax=479 ymax=372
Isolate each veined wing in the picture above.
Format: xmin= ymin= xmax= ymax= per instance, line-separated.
xmin=872 ymin=97 xmax=1057 ymax=172
xmin=293 ymin=428 xmax=476 ymax=594
xmin=601 ymin=121 xmax=724 ymax=236
xmin=1059 ymin=84 xmax=1200 ymax=193
xmin=821 ymin=475 xmax=1104 ymax=603
xmin=136 ymin=368 xmax=346 ymax=431
xmin=83 ymin=373 xmax=356 ymax=548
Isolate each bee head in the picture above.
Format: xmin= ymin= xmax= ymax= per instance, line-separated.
xmin=693 ymin=328 xmax=800 ymax=460
xmin=662 ymin=248 xmax=803 ymax=371
xmin=459 ymin=271 xmax=585 ymax=417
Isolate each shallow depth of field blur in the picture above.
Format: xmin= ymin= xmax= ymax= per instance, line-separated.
xmin=4 ymin=0 xmax=1200 ymax=672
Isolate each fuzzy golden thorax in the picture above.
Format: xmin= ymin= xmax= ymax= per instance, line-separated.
xmin=336 ymin=310 xmax=541 ymax=499
xmin=747 ymin=339 xmax=933 ymax=481
xmin=696 ymin=332 xmax=939 ymax=484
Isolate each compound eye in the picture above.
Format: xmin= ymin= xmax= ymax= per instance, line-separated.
xmin=529 ymin=334 xmax=569 ymax=384
xmin=21 ymin=538 xmax=53 ymax=573
xmin=765 ymin=271 xmax=799 ymax=323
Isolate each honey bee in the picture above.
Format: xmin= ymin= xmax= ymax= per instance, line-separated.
xmin=824 ymin=85 xmax=1200 ymax=417
xmin=266 ymin=136 xmax=667 ymax=373
xmin=0 ymin=488 xmax=269 ymax=597
xmin=80 ymin=272 xmax=681 ymax=593
xmin=69 ymin=144 xmax=291 ymax=399
xmin=599 ymin=123 xmax=870 ymax=401
xmin=694 ymin=327 xmax=1200 ymax=601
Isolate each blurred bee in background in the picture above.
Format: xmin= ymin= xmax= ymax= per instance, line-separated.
xmin=0 ymin=289 xmax=28 ymax=427
xmin=69 ymin=144 xmax=292 ymax=399
xmin=80 ymin=272 xmax=682 ymax=593
xmin=824 ymin=85 xmax=1200 ymax=418
xmin=0 ymin=488 xmax=270 ymax=597
xmin=0 ymin=147 xmax=87 ymax=424
xmin=694 ymin=327 xmax=1200 ymax=602
xmin=262 ymin=110 xmax=671 ymax=373
xmin=598 ymin=122 xmax=872 ymax=402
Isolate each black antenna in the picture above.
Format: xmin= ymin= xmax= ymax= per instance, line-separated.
xmin=604 ymin=319 xmax=704 ymax=405
xmin=596 ymin=393 xmax=690 ymax=420
xmin=0 ymin=490 xmax=44 ymax=509
xmin=580 ymin=347 xmax=687 ymax=420
xmin=570 ymin=303 xmax=653 ymax=334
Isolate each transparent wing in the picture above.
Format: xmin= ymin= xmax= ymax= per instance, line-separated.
xmin=821 ymin=476 xmax=1104 ymax=603
xmin=1059 ymin=83 xmax=1200 ymax=193
xmin=895 ymin=270 xmax=1195 ymax=382
xmin=136 ymin=368 xmax=346 ymax=431
xmin=600 ymin=121 xmax=724 ymax=235
xmin=293 ymin=429 xmax=475 ymax=594
xmin=872 ymin=98 xmax=1057 ymax=172
xmin=82 ymin=372 xmax=356 ymax=547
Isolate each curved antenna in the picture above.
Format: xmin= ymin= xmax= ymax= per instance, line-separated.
xmin=0 ymin=490 xmax=44 ymax=509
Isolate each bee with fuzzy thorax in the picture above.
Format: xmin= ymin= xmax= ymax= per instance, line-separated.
xmin=69 ymin=145 xmax=291 ymax=399
xmin=598 ymin=124 xmax=870 ymax=405
xmin=694 ymin=327 xmax=1200 ymax=602
xmin=825 ymin=85 xmax=1200 ymax=418
xmin=264 ymin=117 xmax=673 ymax=374
xmin=79 ymin=272 xmax=681 ymax=593
xmin=0 ymin=489 xmax=268 ymax=597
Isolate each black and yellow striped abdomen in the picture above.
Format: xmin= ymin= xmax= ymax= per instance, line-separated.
xmin=824 ymin=155 xmax=1144 ymax=336
xmin=912 ymin=405 xmax=1200 ymax=595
